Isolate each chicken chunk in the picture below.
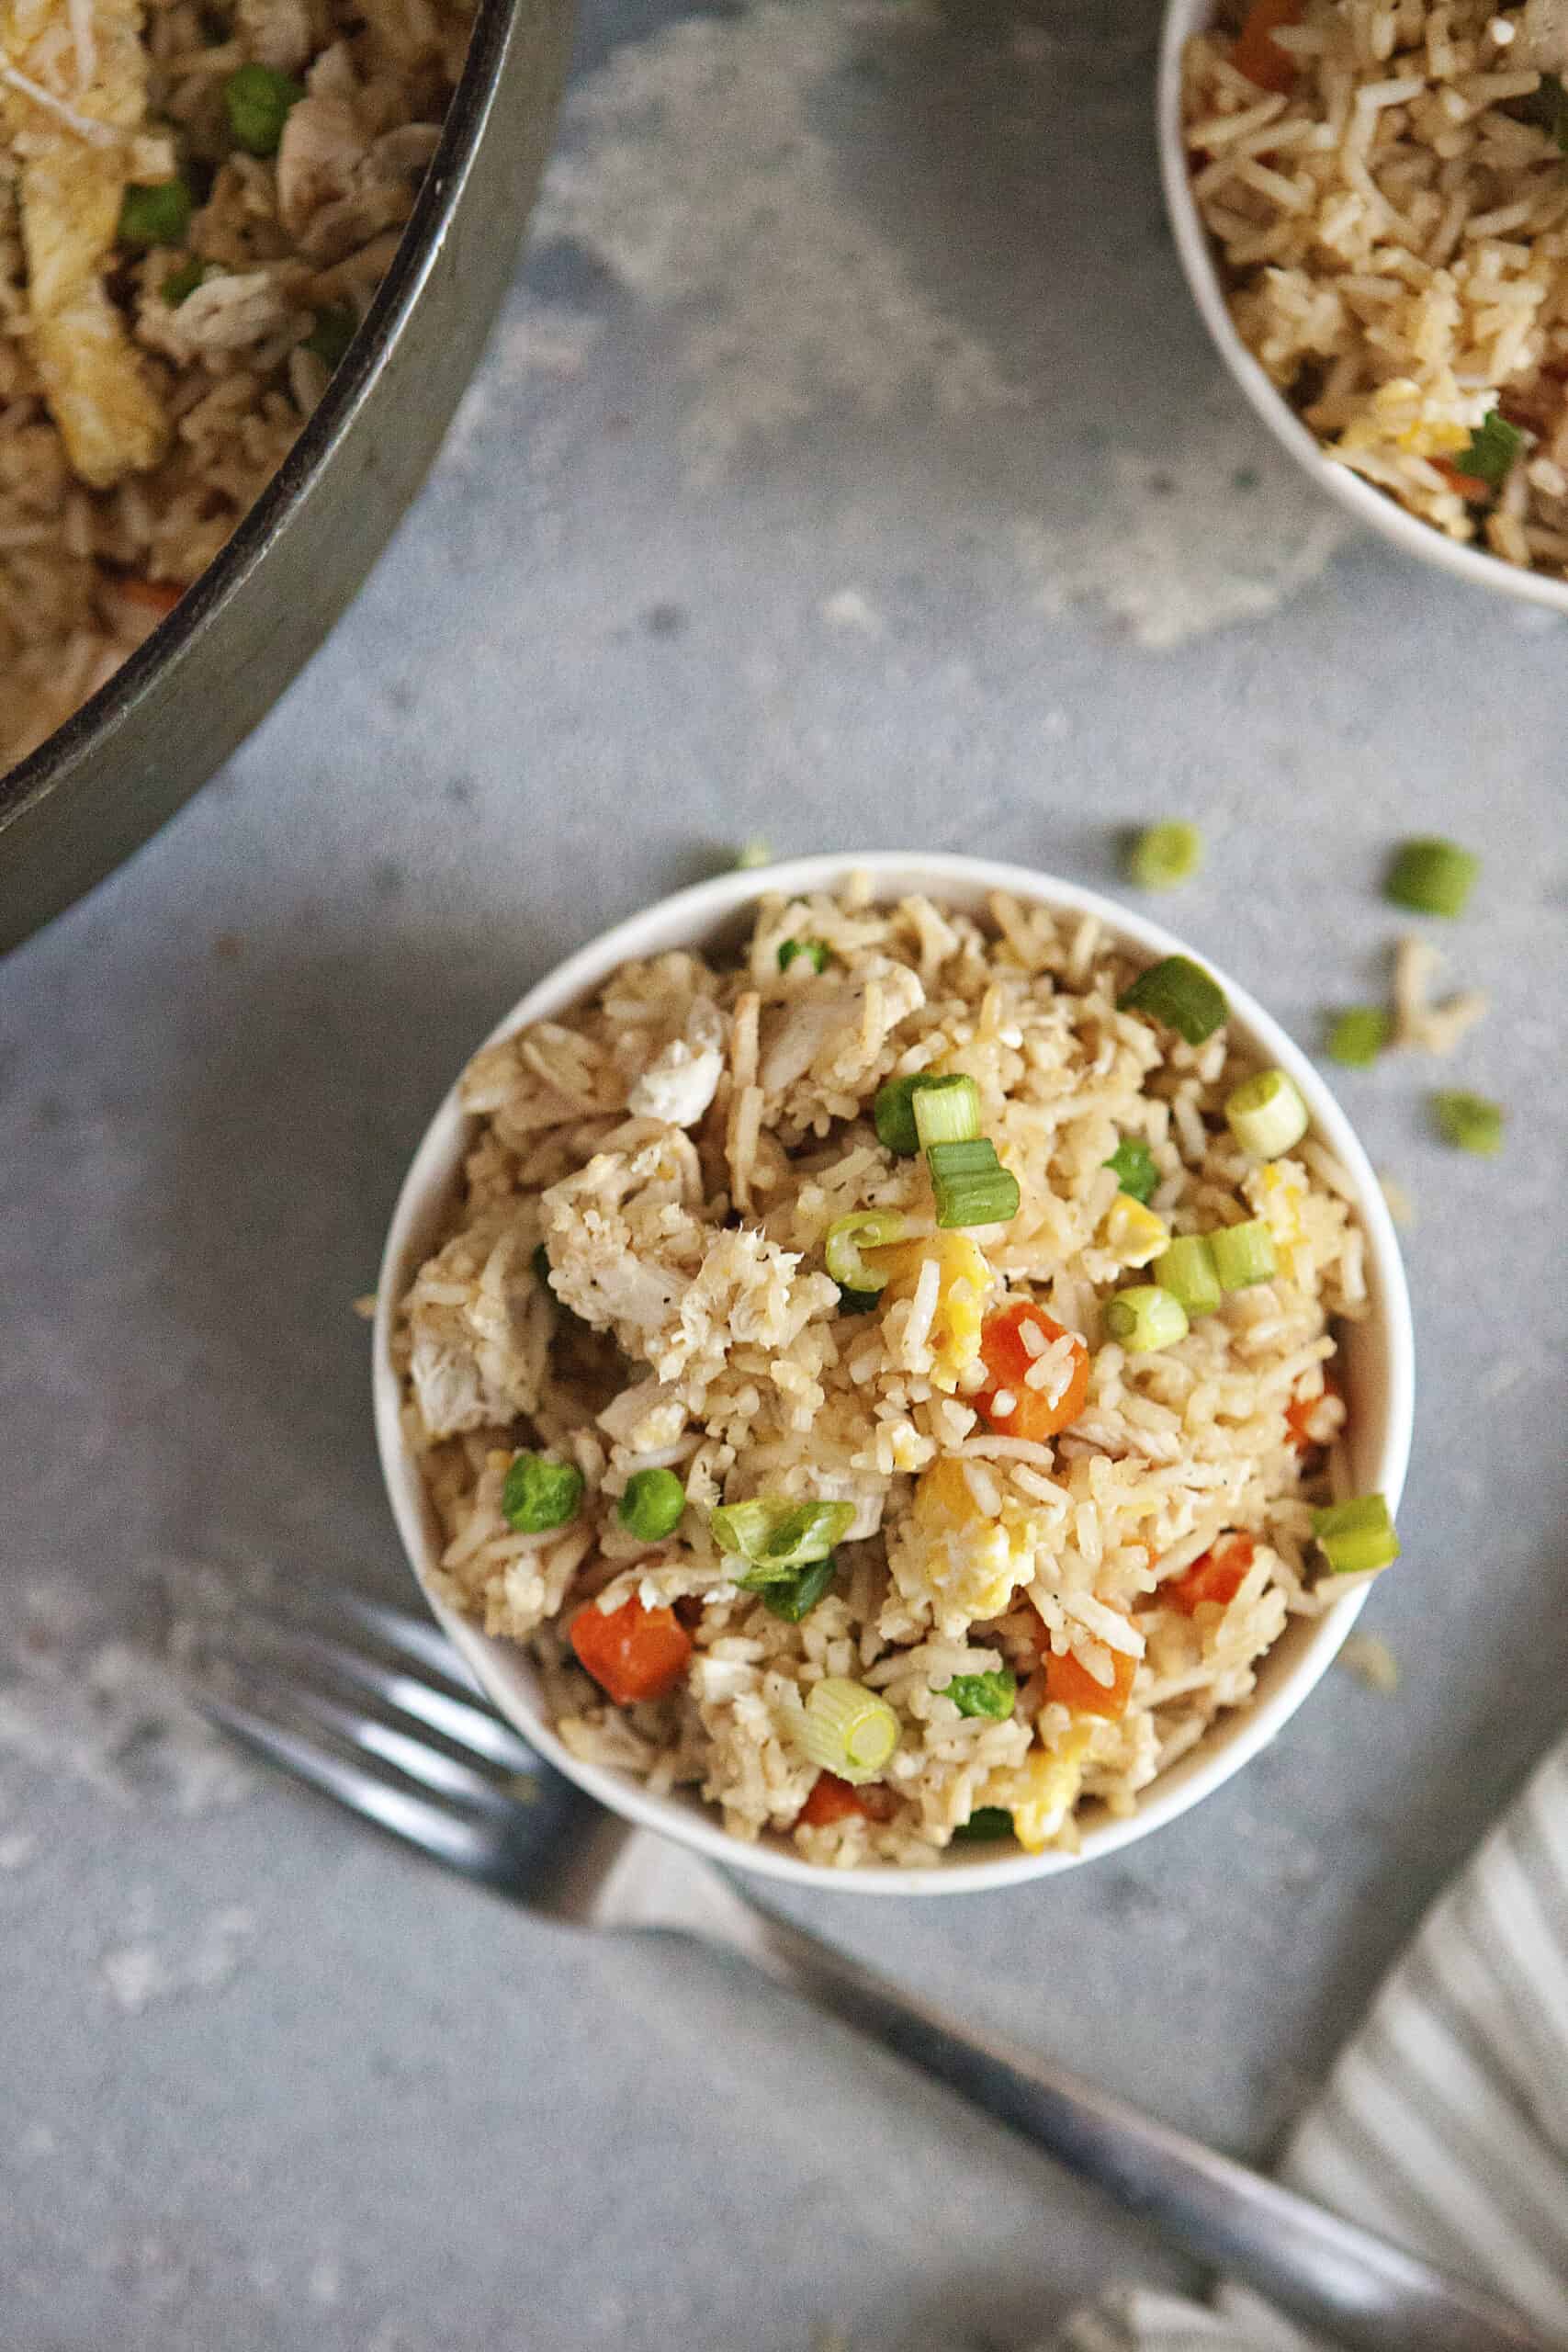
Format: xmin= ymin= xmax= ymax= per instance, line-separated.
xmin=758 ymin=960 xmax=925 ymax=1107
xmin=2 ymin=0 xmax=169 ymax=486
xmin=627 ymin=1039 xmax=723 ymax=1129
xmin=402 ymin=1216 xmax=546 ymax=1441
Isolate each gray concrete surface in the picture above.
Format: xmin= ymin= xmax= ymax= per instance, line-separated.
xmin=3 ymin=0 xmax=1565 ymax=2346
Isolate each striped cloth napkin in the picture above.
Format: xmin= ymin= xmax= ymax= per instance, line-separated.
xmin=1055 ymin=1739 xmax=1568 ymax=2351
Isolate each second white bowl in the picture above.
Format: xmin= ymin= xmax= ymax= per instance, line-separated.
xmin=373 ymin=854 xmax=1414 ymax=1895
xmin=1157 ymin=0 xmax=1568 ymax=617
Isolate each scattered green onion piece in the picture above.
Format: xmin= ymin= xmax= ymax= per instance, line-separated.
xmin=1225 ymin=1068 xmax=1310 ymax=1159
xmin=836 ymin=1286 xmax=883 ymax=1316
xmin=223 ymin=62 xmax=304 ymax=155
xmin=1432 ymin=1089 xmax=1505 ymax=1157
xmin=926 ymin=1137 xmax=1020 ymax=1230
xmin=1450 ymin=415 xmax=1522 ymax=495
xmin=823 ymin=1208 xmax=909 ymax=1295
xmin=1126 ymin=820 xmax=1202 ymax=892
xmin=735 ymin=837 xmax=772 ymax=868
xmin=1104 ymin=1284 xmax=1189 ymax=1354
xmin=911 ymin=1072 xmax=982 ymax=1150
xmin=798 ymin=1676 xmax=900 ymax=1784
xmin=1385 ymin=837 xmax=1479 ymax=919
xmin=1312 ymin=1494 xmax=1400 ymax=1577
xmin=1102 ymin=1137 xmax=1158 ymax=1205
xmin=753 ymin=1554 xmax=838 ymax=1623
xmin=1153 ymin=1234 xmax=1221 ymax=1317
xmin=303 ymin=302 xmax=357 ymax=370
xmin=941 ymin=1669 xmax=1017 ymax=1722
xmin=617 ymin=1467 xmax=687 ymax=1543
xmin=1208 ymin=1219 xmax=1277 ymax=1290
xmin=1117 ymin=956 xmax=1228 ymax=1046
xmin=1325 ymin=1006 xmax=1389 ymax=1068
xmin=777 ymin=936 xmax=829 ymax=974
xmin=501 ymin=1451 xmax=584 ymax=1533
xmin=709 ymin=1497 xmax=856 ymax=1579
xmin=952 ymin=1805 xmax=1013 ymax=1843
xmin=118 ymin=176 xmax=193 ymax=248
xmin=873 ymin=1074 xmax=927 ymax=1156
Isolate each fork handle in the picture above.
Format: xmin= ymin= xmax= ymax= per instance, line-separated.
xmin=720 ymin=1901 xmax=1561 ymax=2352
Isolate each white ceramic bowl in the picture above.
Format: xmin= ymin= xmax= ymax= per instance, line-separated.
xmin=373 ymin=854 xmax=1414 ymax=1895
xmin=1157 ymin=0 xmax=1568 ymax=616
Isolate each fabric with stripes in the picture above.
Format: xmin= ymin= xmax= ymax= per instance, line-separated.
xmin=1055 ymin=1739 xmax=1568 ymax=2350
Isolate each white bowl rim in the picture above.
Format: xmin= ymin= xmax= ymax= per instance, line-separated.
xmin=373 ymin=852 xmax=1415 ymax=1897
xmin=1156 ymin=0 xmax=1568 ymax=616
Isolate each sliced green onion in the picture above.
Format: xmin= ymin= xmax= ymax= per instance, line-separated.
xmin=734 ymin=837 xmax=773 ymax=869
xmin=1225 ymin=1068 xmax=1309 ymax=1159
xmin=941 ymin=1669 xmax=1017 ymax=1721
xmin=750 ymin=1554 xmax=838 ymax=1623
xmin=1117 ymin=956 xmax=1228 ymax=1046
xmin=1102 ymin=1137 xmax=1158 ymax=1205
xmin=799 ymin=1676 xmax=900 ymax=1784
xmin=304 ymin=302 xmax=357 ymax=370
xmin=1451 ymin=415 xmax=1521 ymax=495
xmin=502 ymin=1451 xmax=584 ymax=1532
xmin=911 ymin=1073 xmax=982 ymax=1150
xmin=1104 ymin=1284 xmax=1189 ymax=1354
xmin=1209 ymin=1219 xmax=1277 ymax=1290
xmin=777 ymin=936 xmax=829 ymax=974
xmin=952 ymin=1804 xmax=1014 ymax=1842
xmin=873 ymin=1074 xmax=927 ymax=1156
xmin=1153 ymin=1233 xmax=1222 ymax=1317
xmin=926 ymin=1138 xmax=1020 ymax=1230
xmin=118 ymin=176 xmax=193 ymax=248
xmin=617 ymin=1467 xmax=686 ymax=1542
xmin=823 ymin=1209 xmax=909 ymax=1295
xmin=1432 ymin=1089 xmax=1505 ymax=1157
xmin=160 ymin=255 xmax=211 ymax=306
xmin=1312 ymin=1494 xmax=1400 ymax=1577
xmin=1386 ymin=837 xmax=1479 ymax=918
xmin=1126 ymin=820 xmax=1201 ymax=892
xmin=836 ymin=1285 xmax=883 ymax=1316
xmin=223 ymin=62 xmax=304 ymax=154
xmin=1325 ymin=1006 xmax=1390 ymax=1068
xmin=709 ymin=1497 xmax=855 ymax=1579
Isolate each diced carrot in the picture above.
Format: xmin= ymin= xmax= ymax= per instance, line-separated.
xmin=1166 ymin=1532 xmax=1256 ymax=1616
xmin=1285 ymin=1369 xmax=1342 ymax=1456
xmin=1043 ymin=1626 xmax=1137 ymax=1720
xmin=796 ymin=1773 xmax=894 ymax=1828
xmin=1233 ymin=0 xmax=1302 ymax=91
xmin=570 ymin=1595 xmax=692 ymax=1705
xmin=116 ymin=576 xmax=184 ymax=615
xmin=975 ymin=1300 xmax=1089 ymax=1443
xmin=1434 ymin=458 xmax=1492 ymax=504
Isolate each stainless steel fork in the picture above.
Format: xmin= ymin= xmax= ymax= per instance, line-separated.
xmin=190 ymin=1582 xmax=1562 ymax=2352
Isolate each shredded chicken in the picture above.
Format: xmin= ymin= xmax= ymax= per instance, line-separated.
xmin=1 ymin=0 xmax=168 ymax=486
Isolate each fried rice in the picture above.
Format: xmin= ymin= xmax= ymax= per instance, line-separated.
xmin=1 ymin=0 xmax=472 ymax=771
xmin=1184 ymin=0 xmax=1568 ymax=576
xmin=395 ymin=880 xmax=1374 ymax=1871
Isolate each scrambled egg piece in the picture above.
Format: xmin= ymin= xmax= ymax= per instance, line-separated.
xmin=2 ymin=0 xmax=169 ymax=485
xmin=890 ymin=1455 xmax=1038 ymax=1633
xmin=1101 ymin=1193 xmax=1168 ymax=1270
xmin=874 ymin=1231 xmax=988 ymax=1391
xmin=980 ymin=1725 xmax=1092 ymax=1854
xmin=1335 ymin=377 xmax=1481 ymax=463
xmin=1248 ymin=1159 xmax=1306 ymax=1281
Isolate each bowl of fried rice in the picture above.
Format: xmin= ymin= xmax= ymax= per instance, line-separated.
xmin=0 ymin=0 xmax=574 ymax=952
xmin=373 ymin=854 xmax=1414 ymax=1892
xmin=1161 ymin=0 xmax=1568 ymax=611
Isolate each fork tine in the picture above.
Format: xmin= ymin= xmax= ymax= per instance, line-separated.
xmin=306 ymin=1586 xmax=484 ymax=1694
xmin=191 ymin=1688 xmax=515 ymax=1886
xmin=225 ymin=1669 xmax=529 ymax=1819
xmin=224 ymin=1612 xmax=537 ymax=1774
